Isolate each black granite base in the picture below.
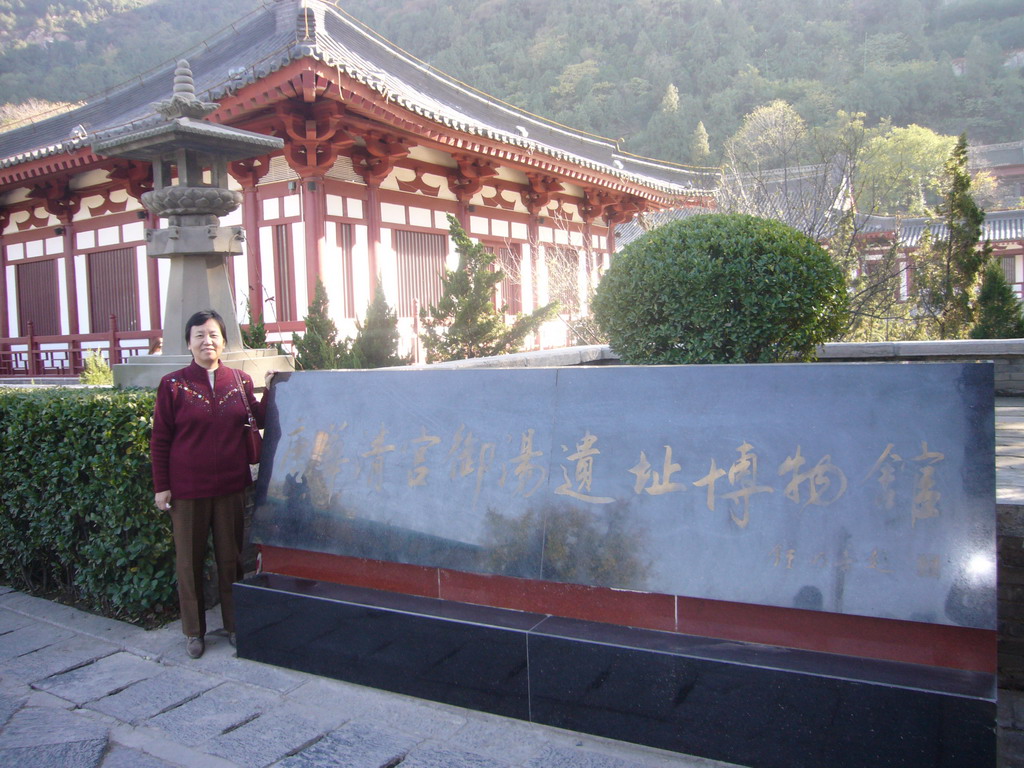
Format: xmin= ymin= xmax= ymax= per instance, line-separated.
xmin=235 ymin=574 xmax=996 ymax=768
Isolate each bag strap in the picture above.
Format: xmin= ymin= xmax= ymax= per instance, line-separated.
xmin=230 ymin=367 xmax=257 ymax=427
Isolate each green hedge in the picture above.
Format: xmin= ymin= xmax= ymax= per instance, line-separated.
xmin=0 ymin=387 xmax=175 ymax=622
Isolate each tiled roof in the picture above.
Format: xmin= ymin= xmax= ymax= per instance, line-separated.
xmin=0 ymin=0 xmax=715 ymax=198
xmin=969 ymin=140 xmax=1024 ymax=170
xmin=858 ymin=208 xmax=1024 ymax=247
xmin=614 ymin=206 xmax=714 ymax=250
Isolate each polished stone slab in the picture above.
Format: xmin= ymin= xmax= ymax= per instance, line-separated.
xmin=528 ymin=618 xmax=994 ymax=768
xmin=236 ymin=574 xmax=538 ymax=720
xmin=252 ymin=363 xmax=996 ymax=629
xmin=236 ymin=574 xmax=996 ymax=768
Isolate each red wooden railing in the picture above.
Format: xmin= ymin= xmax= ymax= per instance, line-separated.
xmin=0 ymin=316 xmax=161 ymax=378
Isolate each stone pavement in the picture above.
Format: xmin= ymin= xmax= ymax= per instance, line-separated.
xmin=998 ymin=397 xmax=1024 ymax=505
xmin=0 ymin=587 xmax=740 ymax=768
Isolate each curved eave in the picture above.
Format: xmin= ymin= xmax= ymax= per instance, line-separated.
xmin=0 ymin=147 xmax=102 ymax=188
xmin=212 ymin=58 xmax=712 ymax=208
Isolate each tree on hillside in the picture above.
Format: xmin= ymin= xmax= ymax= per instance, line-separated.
xmin=912 ymin=133 xmax=989 ymax=339
xmin=856 ymin=125 xmax=955 ymax=215
xmin=717 ymin=100 xmax=846 ymax=241
xmin=419 ymin=216 xmax=558 ymax=362
xmin=352 ymin=282 xmax=409 ymax=368
xmin=971 ymin=261 xmax=1024 ymax=339
xmin=689 ymin=121 xmax=711 ymax=166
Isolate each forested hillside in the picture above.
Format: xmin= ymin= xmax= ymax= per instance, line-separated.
xmin=1 ymin=0 xmax=1022 ymax=164
xmin=0 ymin=0 xmax=260 ymax=124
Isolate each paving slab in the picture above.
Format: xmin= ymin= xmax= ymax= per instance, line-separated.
xmin=162 ymin=637 xmax=307 ymax=693
xmin=0 ymin=632 xmax=116 ymax=684
xmin=100 ymin=743 xmax=179 ymax=768
xmin=282 ymin=675 xmax=397 ymax=717
xmin=0 ymin=691 xmax=23 ymax=729
xmin=0 ymin=705 xmax=108 ymax=767
xmin=445 ymin=715 xmax=555 ymax=764
xmin=0 ymin=739 xmax=108 ymax=768
xmin=0 ymin=610 xmax=35 ymax=635
xmin=276 ymin=720 xmax=419 ymax=768
xmin=351 ymin=694 xmax=468 ymax=741
xmin=0 ymin=622 xmax=75 ymax=663
xmin=146 ymin=680 xmax=277 ymax=746
xmin=203 ymin=706 xmax=327 ymax=767
xmin=87 ymin=666 xmax=219 ymax=725
xmin=33 ymin=651 xmax=162 ymax=706
xmin=399 ymin=742 xmax=513 ymax=768
xmin=522 ymin=744 xmax=664 ymax=768
xmin=108 ymin=721 xmax=237 ymax=768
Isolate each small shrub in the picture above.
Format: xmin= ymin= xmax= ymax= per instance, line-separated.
xmin=0 ymin=387 xmax=175 ymax=622
xmin=79 ymin=348 xmax=113 ymax=385
xmin=592 ymin=213 xmax=849 ymax=364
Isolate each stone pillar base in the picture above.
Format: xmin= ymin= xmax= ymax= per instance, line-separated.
xmin=112 ymin=348 xmax=293 ymax=389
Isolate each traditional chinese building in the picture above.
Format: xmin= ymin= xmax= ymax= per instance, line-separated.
xmin=856 ymin=208 xmax=1024 ymax=300
xmin=0 ymin=0 xmax=712 ymax=375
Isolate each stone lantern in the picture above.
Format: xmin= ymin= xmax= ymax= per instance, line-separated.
xmin=92 ymin=60 xmax=291 ymax=386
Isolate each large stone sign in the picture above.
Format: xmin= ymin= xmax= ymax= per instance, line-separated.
xmin=251 ymin=361 xmax=995 ymax=630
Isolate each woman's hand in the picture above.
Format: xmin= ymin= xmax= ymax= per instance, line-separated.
xmin=264 ymin=369 xmax=277 ymax=389
xmin=155 ymin=490 xmax=172 ymax=512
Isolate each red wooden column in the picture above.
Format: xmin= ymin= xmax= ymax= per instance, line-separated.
xmin=60 ymin=222 xmax=78 ymax=337
xmin=230 ymin=157 xmax=272 ymax=320
xmin=28 ymin=179 xmax=80 ymax=335
xmin=108 ymin=161 xmax=158 ymax=334
xmin=448 ymin=156 xmax=498 ymax=234
xmin=300 ymin=174 xmax=327 ymax=305
xmin=0 ymin=215 xmax=8 ymax=369
xmin=276 ymin=100 xmax=356 ymax=314
xmin=352 ymin=131 xmax=413 ymax=299
xmin=522 ymin=174 xmax=562 ymax=336
xmin=365 ymin=181 xmax=381 ymax=293
xmin=145 ymin=211 xmax=161 ymax=333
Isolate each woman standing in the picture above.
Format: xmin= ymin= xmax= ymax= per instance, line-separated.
xmin=151 ymin=309 xmax=269 ymax=659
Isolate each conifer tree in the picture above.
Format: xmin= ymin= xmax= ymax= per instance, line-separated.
xmin=353 ymin=282 xmax=409 ymax=368
xmin=291 ymin=278 xmax=353 ymax=370
xmin=690 ymin=121 xmax=711 ymax=165
xmin=971 ymin=261 xmax=1024 ymax=339
xmin=240 ymin=297 xmax=268 ymax=349
xmin=912 ymin=133 xmax=989 ymax=339
xmin=419 ymin=216 xmax=558 ymax=362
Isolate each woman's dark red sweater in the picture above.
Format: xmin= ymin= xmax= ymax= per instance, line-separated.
xmin=151 ymin=361 xmax=266 ymax=499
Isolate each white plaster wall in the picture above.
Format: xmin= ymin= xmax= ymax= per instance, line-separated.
xmin=56 ymin=257 xmax=69 ymax=334
xmin=74 ymin=254 xmax=89 ymax=333
xmin=137 ymin=246 xmax=151 ymax=332
xmin=5 ymin=265 xmax=17 ymax=336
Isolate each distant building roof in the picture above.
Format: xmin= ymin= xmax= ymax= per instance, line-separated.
xmin=969 ymin=140 xmax=1024 ymax=171
xmin=858 ymin=208 xmax=1024 ymax=247
xmin=0 ymin=0 xmax=713 ymax=199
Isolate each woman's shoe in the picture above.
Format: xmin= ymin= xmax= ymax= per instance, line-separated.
xmin=228 ymin=632 xmax=236 ymax=648
xmin=186 ymin=636 xmax=205 ymax=659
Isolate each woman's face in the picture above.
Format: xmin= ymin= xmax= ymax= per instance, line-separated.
xmin=188 ymin=318 xmax=225 ymax=369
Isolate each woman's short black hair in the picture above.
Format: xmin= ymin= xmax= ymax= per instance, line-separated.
xmin=184 ymin=309 xmax=227 ymax=345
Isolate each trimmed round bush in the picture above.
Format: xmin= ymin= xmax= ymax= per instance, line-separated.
xmin=593 ymin=213 xmax=849 ymax=364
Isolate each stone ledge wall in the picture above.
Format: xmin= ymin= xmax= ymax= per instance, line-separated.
xmin=817 ymin=339 xmax=1024 ymax=396
xmin=418 ymin=340 xmax=1024 ymax=396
